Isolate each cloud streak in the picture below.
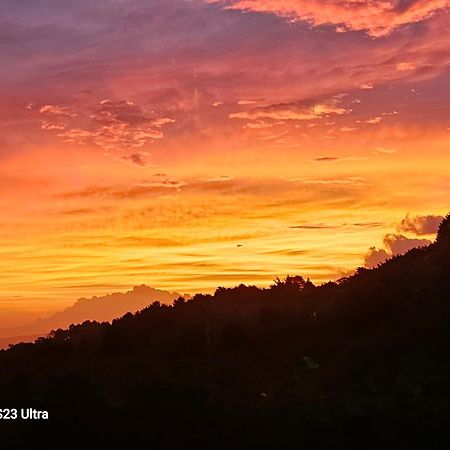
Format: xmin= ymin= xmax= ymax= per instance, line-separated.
xmin=229 ymin=98 xmax=349 ymax=126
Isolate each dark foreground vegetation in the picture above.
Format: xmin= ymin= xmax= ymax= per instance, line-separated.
xmin=1 ymin=216 xmax=450 ymax=449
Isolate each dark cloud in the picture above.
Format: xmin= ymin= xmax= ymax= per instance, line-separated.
xmin=122 ymin=153 xmax=148 ymax=167
xmin=134 ymin=178 xmax=186 ymax=189
xmin=292 ymin=221 xmax=383 ymax=230
xmin=352 ymin=222 xmax=383 ymax=228
xmin=314 ymin=157 xmax=340 ymax=162
xmin=290 ymin=224 xmax=339 ymax=229
xmin=58 ymin=208 xmax=99 ymax=216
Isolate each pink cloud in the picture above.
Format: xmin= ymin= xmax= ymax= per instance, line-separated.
xmin=363 ymin=213 xmax=443 ymax=268
xmin=383 ymin=233 xmax=431 ymax=254
xmin=39 ymin=105 xmax=77 ymax=117
xmin=397 ymin=213 xmax=443 ymax=235
xmin=364 ymin=231 xmax=432 ymax=268
xmin=364 ymin=247 xmax=390 ymax=268
xmin=210 ymin=0 xmax=450 ymax=37
xmin=364 ymin=234 xmax=431 ymax=268
xmin=365 ymin=116 xmax=382 ymax=124
xmin=39 ymin=99 xmax=174 ymax=156
xmin=229 ymin=98 xmax=349 ymax=123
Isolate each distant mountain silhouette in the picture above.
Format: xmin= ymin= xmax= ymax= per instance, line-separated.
xmin=1 ymin=214 xmax=449 ymax=449
xmin=0 ymin=285 xmax=181 ymax=348
xmin=31 ymin=284 xmax=181 ymax=331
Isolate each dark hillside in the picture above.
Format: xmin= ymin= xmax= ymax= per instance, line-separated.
xmin=1 ymin=215 xmax=450 ymax=449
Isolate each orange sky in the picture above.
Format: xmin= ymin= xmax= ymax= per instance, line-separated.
xmin=1 ymin=0 xmax=449 ymax=327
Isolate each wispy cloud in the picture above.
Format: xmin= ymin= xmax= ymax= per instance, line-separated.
xmin=310 ymin=156 xmax=368 ymax=164
xmin=201 ymin=175 xmax=234 ymax=183
xmin=229 ymin=98 xmax=349 ymax=124
xmin=238 ymin=99 xmax=258 ymax=105
xmin=290 ymin=224 xmax=340 ymax=230
xmin=289 ymin=176 xmax=368 ymax=186
xmin=38 ymin=99 xmax=174 ymax=157
xmin=313 ymin=157 xmax=340 ymax=162
xmin=122 ymin=152 xmax=151 ymax=167
xmin=365 ymin=116 xmax=382 ymax=124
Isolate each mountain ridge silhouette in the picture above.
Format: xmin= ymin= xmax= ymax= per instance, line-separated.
xmin=0 ymin=285 xmax=182 ymax=348
xmin=31 ymin=284 xmax=181 ymax=330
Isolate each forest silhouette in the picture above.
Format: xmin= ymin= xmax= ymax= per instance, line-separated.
xmin=1 ymin=215 xmax=450 ymax=449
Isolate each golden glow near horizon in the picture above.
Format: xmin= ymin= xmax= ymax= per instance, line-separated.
xmin=1 ymin=0 xmax=449 ymax=327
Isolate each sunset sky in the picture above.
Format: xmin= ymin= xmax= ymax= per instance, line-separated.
xmin=1 ymin=0 xmax=449 ymax=327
